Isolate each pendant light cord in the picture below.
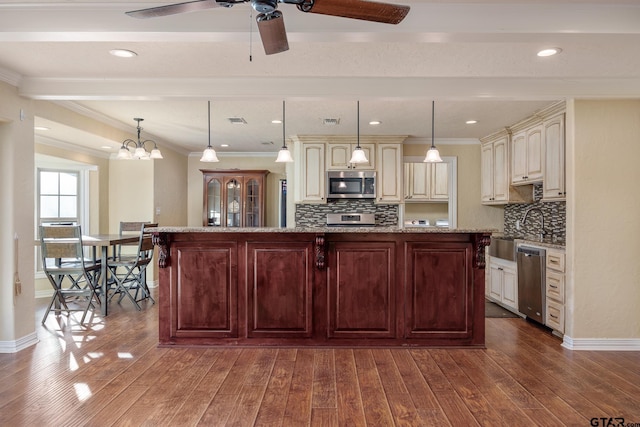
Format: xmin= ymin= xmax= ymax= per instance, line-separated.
xmin=282 ymin=100 xmax=286 ymax=148
xmin=357 ymin=100 xmax=360 ymax=149
xmin=431 ymin=100 xmax=435 ymax=149
xmin=208 ymin=100 xmax=212 ymax=148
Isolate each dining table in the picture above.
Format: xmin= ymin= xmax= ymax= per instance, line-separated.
xmin=79 ymin=234 xmax=142 ymax=316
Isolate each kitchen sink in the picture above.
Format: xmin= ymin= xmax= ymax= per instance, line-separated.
xmin=489 ymin=236 xmax=516 ymax=261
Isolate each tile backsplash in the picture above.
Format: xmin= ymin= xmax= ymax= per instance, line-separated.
xmin=295 ymin=199 xmax=399 ymax=227
xmin=504 ymin=184 xmax=566 ymax=241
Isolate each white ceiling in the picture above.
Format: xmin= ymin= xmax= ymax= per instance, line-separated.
xmin=1 ymin=0 xmax=639 ymax=155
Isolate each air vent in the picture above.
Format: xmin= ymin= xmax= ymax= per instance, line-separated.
xmin=323 ymin=118 xmax=340 ymax=126
xmin=261 ymin=141 xmax=274 ymax=145
xmin=228 ymin=117 xmax=247 ymax=124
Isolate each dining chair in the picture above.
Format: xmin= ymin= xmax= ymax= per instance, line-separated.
xmin=107 ymin=223 xmax=157 ymax=310
xmin=112 ymin=221 xmax=149 ymax=261
xmin=39 ymin=224 xmax=101 ymax=325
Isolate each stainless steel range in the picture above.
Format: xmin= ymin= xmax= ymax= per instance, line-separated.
xmin=326 ymin=213 xmax=375 ymax=227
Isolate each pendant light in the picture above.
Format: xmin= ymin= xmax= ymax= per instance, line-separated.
xmin=275 ymin=100 xmax=293 ymax=163
xmin=349 ymin=100 xmax=368 ymax=164
xmin=424 ymin=100 xmax=443 ymax=163
xmin=200 ymin=100 xmax=220 ymax=162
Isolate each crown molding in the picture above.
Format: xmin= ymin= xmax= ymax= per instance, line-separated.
xmin=0 ymin=65 xmax=21 ymax=87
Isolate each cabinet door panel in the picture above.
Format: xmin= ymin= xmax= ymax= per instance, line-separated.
xmin=501 ymin=266 xmax=517 ymax=309
xmin=406 ymin=243 xmax=472 ymax=338
xmin=526 ymin=125 xmax=543 ymax=181
xmin=410 ymin=162 xmax=429 ymax=199
xmin=430 ymin=162 xmax=449 ymax=200
xmin=480 ymin=142 xmax=494 ymax=202
xmin=328 ymin=242 xmax=395 ymax=338
xmin=543 ymin=115 xmax=565 ymax=200
xmin=512 ymin=131 xmax=527 ymax=183
xmin=247 ymin=242 xmax=314 ymax=337
xmin=172 ymin=243 xmax=237 ymax=338
xmin=489 ymin=264 xmax=502 ymax=300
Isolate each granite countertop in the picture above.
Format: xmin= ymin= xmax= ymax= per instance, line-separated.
xmin=151 ymin=226 xmax=498 ymax=234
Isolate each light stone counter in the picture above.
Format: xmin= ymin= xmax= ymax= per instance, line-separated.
xmin=151 ymin=226 xmax=498 ymax=234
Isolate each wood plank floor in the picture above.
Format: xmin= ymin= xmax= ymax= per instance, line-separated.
xmin=2 ymin=293 xmax=640 ymax=426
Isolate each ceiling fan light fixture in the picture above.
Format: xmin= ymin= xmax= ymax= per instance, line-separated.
xmin=275 ymin=100 xmax=294 ymax=163
xmin=201 ymin=100 xmax=220 ymax=163
xmin=424 ymin=100 xmax=443 ymax=163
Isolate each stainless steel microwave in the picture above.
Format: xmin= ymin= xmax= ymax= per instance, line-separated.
xmin=326 ymin=171 xmax=376 ymax=199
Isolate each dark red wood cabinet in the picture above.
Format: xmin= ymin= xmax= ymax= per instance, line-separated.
xmin=155 ymin=231 xmax=490 ymax=347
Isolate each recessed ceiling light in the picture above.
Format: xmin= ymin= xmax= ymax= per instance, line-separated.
xmin=34 ymin=126 xmax=49 ymax=131
xmin=109 ymin=49 xmax=137 ymax=58
xmin=465 ymin=120 xmax=478 ymax=124
xmin=220 ymin=144 xmax=229 ymax=147
xmin=369 ymin=120 xmax=381 ymax=126
xmin=272 ymin=119 xmax=282 ymax=124
xmin=537 ymin=48 xmax=562 ymax=57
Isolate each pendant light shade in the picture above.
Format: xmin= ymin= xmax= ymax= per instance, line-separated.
xmin=349 ymin=100 xmax=368 ymax=164
xmin=200 ymin=101 xmax=220 ymax=163
xmin=424 ymin=100 xmax=443 ymax=163
xmin=275 ymin=100 xmax=294 ymax=163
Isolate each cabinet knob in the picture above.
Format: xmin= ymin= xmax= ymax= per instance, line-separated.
xmin=558 ymin=192 xmax=562 ymax=195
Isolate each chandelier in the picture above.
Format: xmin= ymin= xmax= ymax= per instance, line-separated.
xmin=117 ymin=118 xmax=163 ymax=160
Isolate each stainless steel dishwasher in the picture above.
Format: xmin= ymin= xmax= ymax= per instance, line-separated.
xmin=517 ymin=246 xmax=546 ymax=324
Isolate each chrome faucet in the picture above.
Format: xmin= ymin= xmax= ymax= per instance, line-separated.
xmin=521 ymin=206 xmax=546 ymax=241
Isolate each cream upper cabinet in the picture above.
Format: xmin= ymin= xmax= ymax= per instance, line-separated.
xmin=294 ymin=142 xmax=325 ymax=203
xmin=542 ymin=113 xmax=566 ymax=201
xmin=376 ymin=143 xmax=403 ymax=203
xmin=512 ymin=123 xmax=543 ymax=185
xmin=326 ymin=142 xmax=375 ymax=170
xmin=481 ymin=132 xmax=518 ymax=204
xmin=405 ymin=162 xmax=448 ymax=201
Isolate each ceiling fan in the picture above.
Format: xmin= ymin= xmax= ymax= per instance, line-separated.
xmin=126 ymin=0 xmax=410 ymax=55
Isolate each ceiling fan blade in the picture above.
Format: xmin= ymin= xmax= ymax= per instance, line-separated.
xmin=304 ymin=0 xmax=409 ymax=25
xmin=257 ymin=12 xmax=289 ymax=55
xmin=126 ymin=0 xmax=222 ymax=19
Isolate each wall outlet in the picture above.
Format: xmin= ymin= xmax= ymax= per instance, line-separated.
xmin=516 ymin=220 xmax=521 ymax=230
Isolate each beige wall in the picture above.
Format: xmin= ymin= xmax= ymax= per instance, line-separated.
xmin=566 ymin=99 xmax=640 ymax=339
xmin=0 ymin=81 xmax=36 ymax=345
xmin=403 ymin=142 xmax=504 ymax=230
xmin=187 ymin=154 xmax=286 ymax=227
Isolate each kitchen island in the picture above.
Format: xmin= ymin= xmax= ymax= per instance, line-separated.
xmin=151 ymin=227 xmax=492 ymax=348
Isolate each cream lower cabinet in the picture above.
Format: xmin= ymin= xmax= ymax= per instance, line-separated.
xmin=545 ymin=248 xmax=566 ymax=333
xmin=487 ymin=256 xmax=518 ymax=311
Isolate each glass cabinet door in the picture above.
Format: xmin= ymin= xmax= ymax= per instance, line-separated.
xmin=245 ymin=178 xmax=260 ymax=227
xmin=206 ymin=178 xmax=222 ymax=226
xmin=226 ymin=178 xmax=242 ymax=227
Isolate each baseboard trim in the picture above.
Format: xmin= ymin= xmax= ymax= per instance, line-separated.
xmin=0 ymin=332 xmax=39 ymax=353
xmin=562 ymin=336 xmax=640 ymax=351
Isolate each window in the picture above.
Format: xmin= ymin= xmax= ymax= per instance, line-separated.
xmin=38 ymin=169 xmax=80 ymax=225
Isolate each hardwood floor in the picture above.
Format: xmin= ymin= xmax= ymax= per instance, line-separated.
xmin=2 ymin=294 xmax=640 ymax=426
